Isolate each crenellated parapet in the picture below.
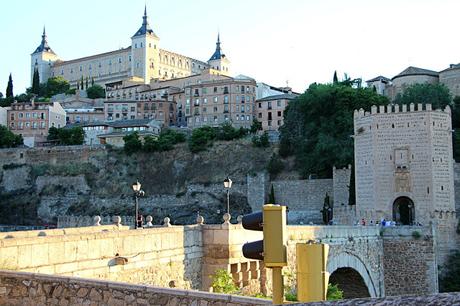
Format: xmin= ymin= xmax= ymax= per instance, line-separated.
xmin=354 ymin=103 xmax=451 ymax=119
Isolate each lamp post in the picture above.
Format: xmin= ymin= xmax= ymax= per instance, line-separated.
xmin=132 ymin=180 xmax=145 ymax=229
xmin=223 ymin=177 xmax=232 ymax=215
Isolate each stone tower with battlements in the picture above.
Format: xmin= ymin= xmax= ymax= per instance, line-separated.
xmin=354 ymin=103 xmax=458 ymax=263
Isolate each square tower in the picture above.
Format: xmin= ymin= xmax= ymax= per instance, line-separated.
xmin=131 ymin=6 xmax=160 ymax=83
xmin=353 ymin=103 xmax=455 ymax=225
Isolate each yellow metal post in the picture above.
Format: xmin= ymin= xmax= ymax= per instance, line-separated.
xmin=262 ymin=205 xmax=287 ymax=267
xmin=272 ymin=267 xmax=284 ymax=305
xmin=296 ymin=243 xmax=330 ymax=302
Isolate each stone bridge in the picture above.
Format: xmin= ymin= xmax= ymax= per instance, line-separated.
xmin=0 ymin=222 xmax=437 ymax=299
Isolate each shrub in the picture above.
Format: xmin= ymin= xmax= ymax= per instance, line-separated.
xmin=123 ymin=132 xmax=142 ymax=154
xmin=86 ymin=84 xmax=106 ymax=99
xmin=439 ymin=251 xmax=460 ymax=292
xmin=327 ymin=284 xmax=344 ymax=300
xmin=211 ymin=269 xmax=238 ymax=294
xmin=0 ymin=125 xmax=23 ymax=148
xmin=189 ymin=126 xmax=216 ymax=153
xmin=412 ymin=230 xmax=421 ymax=239
xmin=252 ymin=132 xmax=270 ymax=148
xmin=267 ymin=154 xmax=284 ymax=177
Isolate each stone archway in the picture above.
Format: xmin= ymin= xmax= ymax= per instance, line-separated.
xmin=329 ymin=267 xmax=370 ymax=299
xmin=393 ymin=196 xmax=414 ymax=225
xmin=327 ymin=252 xmax=379 ymax=298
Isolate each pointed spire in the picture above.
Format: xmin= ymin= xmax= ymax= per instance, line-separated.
xmin=132 ymin=5 xmax=157 ymax=38
xmin=32 ymin=26 xmax=55 ymax=54
xmin=209 ymin=32 xmax=225 ymax=61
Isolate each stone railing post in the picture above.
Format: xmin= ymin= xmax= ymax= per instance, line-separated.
xmin=93 ymin=216 xmax=101 ymax=226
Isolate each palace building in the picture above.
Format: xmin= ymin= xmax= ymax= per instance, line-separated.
xmin=30 ymin=6 xmax=230 ymax=88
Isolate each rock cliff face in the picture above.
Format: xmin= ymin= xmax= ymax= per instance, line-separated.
xmin=0 ymin=141 xmax=274 ymax=226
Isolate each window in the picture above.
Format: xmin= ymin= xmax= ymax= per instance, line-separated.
xmin=224 ymin=105 xmax=229 ymax=112
xmin=213 ymin=97 xmax=218 ymax=103
xmin=203 ymin=107 xmax=207 ymax=113
xmin=278 ymin=111 xmax=282 ymax=117
xmin=204 ymin=98 xmax=208 ymax=104
xmin=129 ymin=56 xmax=131 ymax=62
xmin=18 ymin=122 xmax=23 ymax=129
xmin=79 ymin=66 xmax=82 ymax=72
xmin=258 ymin=103 xmax=262 ymax=108
xmin=258 ymin=113 xmax=262 ymax=118
xmin=33 ymin=113 xmax=38 ymax=119
xmin=26 ymin=113 xmax=30 ymax=118
xmin=268 ymin=101 xmax=272 ymax=109
xmin=10 ymin=113 xmax=14 ymax=120
xmin=224 ymin=96 xmax=229 ymax=104
xmin=241 ymin=105 xmax=245 ymax=112
xmin=130 ymin=107 xmax=135 ymax=112
xmin=32 ymin=122 xmax=38 ymax=129
xmin=40 ymin=122 xmax=46 ymax=129
xmin=140 ymin=42 xmax=143 ymax=48
xmin=118 ymin=58 xmax=122 ymax=63
xmin=236 ymin=115 xmax=239 ymax=121
xmin=277 ymin=100 xmax=281 ymax=107
xmin=19 ymin=113 xmax=23 ymax=118
xmin=214 ymin=116 xmax=218 ymax=123
xmin=214 ymin=87 xmax=217 ymax=93
xmin=246 ymin=115 xmax=250 ymax=121
xmin=203 ymin=88 xmax=207 ymax=94
xmin=213 ymin=107 xmax=218 ymax=112
xmin=25 ymin=122 xmax=30 ymax=128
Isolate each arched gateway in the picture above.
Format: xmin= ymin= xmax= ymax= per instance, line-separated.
xmin=393 ymin=196 xmax=415 ymax=225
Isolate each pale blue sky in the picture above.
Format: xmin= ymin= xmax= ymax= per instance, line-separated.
xmin=2 ymin=0 xmax=460 ymax=94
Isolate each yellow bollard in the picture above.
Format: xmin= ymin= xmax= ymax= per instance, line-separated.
xmin=296 ymin=243 xmax=329 ymax=302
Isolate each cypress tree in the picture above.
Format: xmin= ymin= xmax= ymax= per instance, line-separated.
xmin=268 ymin=184 xmax=276 ymax=204
xmin=80 ymin=76 xmax=84 ymax=90
xmin=85 ymin=77 xmax=89 ymax=89
xmin=32 ymin=68 xmax=40 ymax=95
xmin=91 ymin=77 xmax=95 ymax=87
xmin=6 ymin=73 xmax=13 ymax=98
xmin=333 ymin=70 xmax=338 ymax=84
xmin=348 ymin=163 xmax=355 ymax=205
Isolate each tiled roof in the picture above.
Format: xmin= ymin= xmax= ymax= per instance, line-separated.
xmin=391 ymin=66 xmax=439 ymax=80
xmin=256 ymin=93 xmax=298 ymax=102
xmin=366 ymin=76 xmax=391 ymax=83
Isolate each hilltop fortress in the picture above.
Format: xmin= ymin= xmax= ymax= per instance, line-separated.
xmin=30 ymin=6 xmax=230 ymax=88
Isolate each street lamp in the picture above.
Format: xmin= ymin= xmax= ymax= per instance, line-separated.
xmin=132 ymin=180 xmax=145 ymax=229
xmin=223 ymin=177 xmax=232 ymax=215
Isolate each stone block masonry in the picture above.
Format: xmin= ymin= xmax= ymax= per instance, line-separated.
xmin=0 ymin=270 xmax=271 ymax=306
xmin=381 ymin=226 xmax=438 ymax=296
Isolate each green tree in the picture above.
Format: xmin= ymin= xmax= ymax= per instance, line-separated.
xmin=0 ymin=125 xmax=23 ymax=148
xmin=189 ymin=126 xmax=216 ymax=153
xmin=123 ymin=132 xmax=142 ymax=154
xmin=91 ymin=77 xmax=95 ymax=87
xmin=45 ymin=76 xmax=70 ymax=97
xmin=250 ymin=119 xmax=262 ymax=133
xmin=143 ymin=135 xmax=159 ymax=152
xmin=6 ymin=73 xmax=13 ymax=98
xmin=85 ymin=76 xmax=89 ymax=90
xmin=280 ymin=82 xmax=388 ymax=178
xmin=394 ymin=83 xmax=452 ymax=109
xmin=439 ymin=250 xmax=460 ymax=292
xmin=86 ymin=85 xmax=106 ymax=99
xmin=80 ymin=76 xmax=84 ymax=91
xmin=268 ymin=184 xmax=276 ymax=204
xmin=252 ymin=131 xmax=269 ymax=147
xmin=47 ymin=126 xmax=84 ymax=145
xmin=32 ymin=68 xmax=40 ymax=95
xmin=333 ymin=71 xmax=338 ymax=84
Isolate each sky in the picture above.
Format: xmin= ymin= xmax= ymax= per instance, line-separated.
xmin=1 ymin=0 xmax=460 ymax=95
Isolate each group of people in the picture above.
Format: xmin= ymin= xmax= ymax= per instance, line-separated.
xmin=356 ymin=218 xmax=396 ymax=227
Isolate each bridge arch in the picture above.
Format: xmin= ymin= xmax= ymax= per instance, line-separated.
xmin=327 ymin=252 xmax=378 ymax=298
